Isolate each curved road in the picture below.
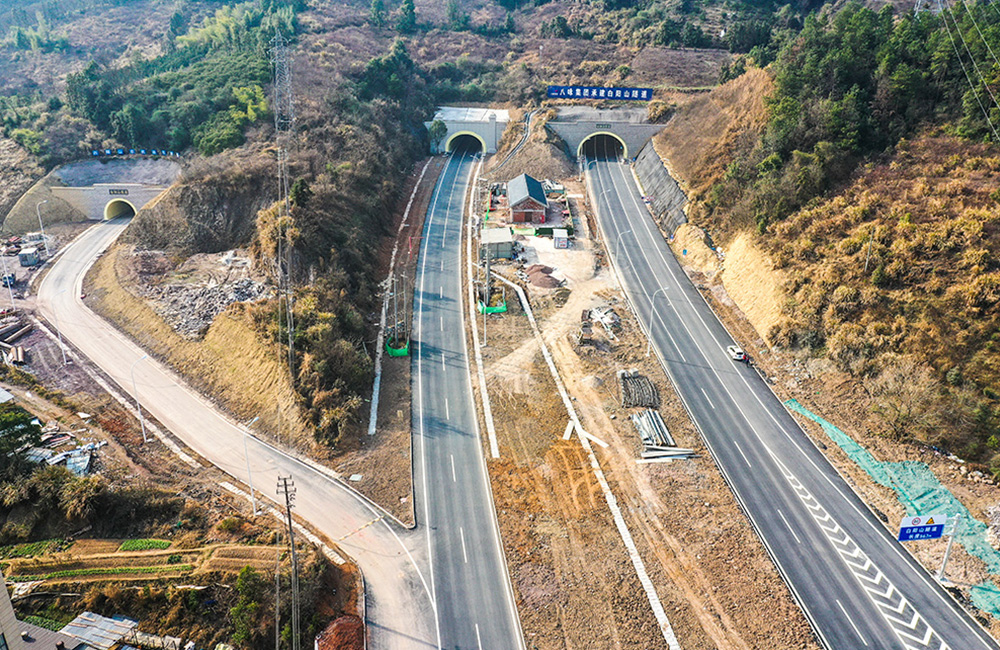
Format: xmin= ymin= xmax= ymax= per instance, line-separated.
xmin=586 ymin=135 xmax=998 ymax=650
xmin=37 ymin=146 xmax=521 ymax=650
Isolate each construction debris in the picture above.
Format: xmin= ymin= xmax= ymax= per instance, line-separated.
xmin=618 ymin=369 xmax=659 ymax=408
xmin=630 ymin=409 xmax=695 ymax=461
xmin=0 ymin=312 xmax=30 ymax=365
xmin=147 ymin=277 xmax=269 ymax=339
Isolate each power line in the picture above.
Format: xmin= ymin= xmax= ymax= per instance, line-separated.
xmin=954 ymin=0 xmax=1000 ymax=69
xmin=936 ymin=0 xmax=1000 ymax=140
xmin=945 ymin=0 xmax=1000 ymax=115
xmin=272 ymin=30 xmax=296 ymax=374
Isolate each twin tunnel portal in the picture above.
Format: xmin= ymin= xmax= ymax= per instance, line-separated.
xmin=445 ymin=130 xmax=625 ymax=159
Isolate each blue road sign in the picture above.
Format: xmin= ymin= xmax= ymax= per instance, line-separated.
xmin=898 ymin=514 xmax=947 ymax=541
xmin=547 ymin=85 xmax=654 ymax=101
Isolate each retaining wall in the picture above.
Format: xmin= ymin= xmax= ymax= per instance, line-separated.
xmin=634 ymin=142 xmax=686 ymax=234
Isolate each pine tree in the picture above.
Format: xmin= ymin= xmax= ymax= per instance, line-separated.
xmin=396 ymin=0 xmax=416 ymax=34
xmin=369 ymin=0 xmax=386 ymax=28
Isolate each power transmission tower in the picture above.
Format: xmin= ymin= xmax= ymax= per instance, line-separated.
xmin=276 ymin=476 xmax=301 ymax=650
xmin=272 ymin=30 xmax=296 ymax=373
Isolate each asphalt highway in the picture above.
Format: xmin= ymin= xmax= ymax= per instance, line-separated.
xmin=35 ymin=227 xmax=426 ymax=647
xmin=586 ymin=135 xmax=999 ymax=650
xmin=411 ymin=144 xmax=524 ymax=649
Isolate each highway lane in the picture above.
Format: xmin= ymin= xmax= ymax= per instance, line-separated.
xmin=412 ymin=144 xmax=524 ymax=649
xmin=37 ymin=223 xmax=437 ymax=649
xmin=586 ymin=136 xmax=999 ymax=650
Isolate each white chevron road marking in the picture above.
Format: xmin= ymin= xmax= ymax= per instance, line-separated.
xmin=767 ymin=448 xmax=949 ymax=650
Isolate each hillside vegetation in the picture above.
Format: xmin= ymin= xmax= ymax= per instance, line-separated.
xmin=663 ymin=3 xmax=1000 ymax=471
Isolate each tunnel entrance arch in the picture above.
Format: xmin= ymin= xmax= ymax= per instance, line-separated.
xmin=445 ymin=131 xmax=486 ymax=154
xmin=104 ymin=199 xmax=137 ymax=220
xmin=579 ymin=132 xmax=627 ymax=160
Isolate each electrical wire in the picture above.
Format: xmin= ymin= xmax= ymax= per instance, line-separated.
xmin=937 ymin=0 xmax=1000 ymax=140
xmin=943 ymin=0 xmax=1000 ymax=114
xmin=955 ymin=0 xmax=1000 ymax=70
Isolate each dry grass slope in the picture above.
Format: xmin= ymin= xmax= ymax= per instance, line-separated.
xmin=84 ymin=243 xmax=310 ymax=447
xmin=653 ymin=67 xmax=772 ymax=203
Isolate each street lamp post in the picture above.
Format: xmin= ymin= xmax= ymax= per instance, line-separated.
xmin=52 ymin=288 xmax=68 ymax=365
xmin=244 ymin=416 xmax=261 ymax=516
xmin=646 ymin=287 xmax=670 ymax=358
xmin=612 ymin=228 xmax=633 ymax=261
xmin=35 ymin=200 xmax=50 ymax=258
xmin=130 ymin=354 xmax=149 ymax=443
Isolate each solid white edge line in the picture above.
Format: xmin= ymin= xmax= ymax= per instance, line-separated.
xmin=585 ymin=151 xmax=833 ymax=649
xmin=39 ymin=221 xmax=439 ymax=645
xmin=418 ymin=151 xmax=458 ymax=650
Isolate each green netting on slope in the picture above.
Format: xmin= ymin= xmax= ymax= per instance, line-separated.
xmin=786 ymin=399 xmax=1000 ymax=574
xmin=971 ymin=582 xmax=1000 ymax=619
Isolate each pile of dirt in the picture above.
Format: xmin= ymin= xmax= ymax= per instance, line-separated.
xmin=486 ymin=111 xmax=575 ymax=183
xmin=526 ymin=264 xmax=560 ymax=288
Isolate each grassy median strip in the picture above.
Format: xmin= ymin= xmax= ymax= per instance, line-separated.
xmin=9 ymin=564 xmax=194 ymax=582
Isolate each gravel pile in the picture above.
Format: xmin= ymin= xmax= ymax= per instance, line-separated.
xmin=148 ymin=278 xmax=270 ymax=339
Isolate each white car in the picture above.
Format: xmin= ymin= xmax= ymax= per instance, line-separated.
xmin=727 ymin=345 xmax=746 ymax=362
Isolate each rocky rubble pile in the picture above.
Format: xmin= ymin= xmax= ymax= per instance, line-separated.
xmin=147 ymin=278 xmax=270 ymax=339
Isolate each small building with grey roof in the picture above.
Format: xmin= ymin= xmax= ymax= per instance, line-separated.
xmin=507 ymin=174 xmax=548 ymax=224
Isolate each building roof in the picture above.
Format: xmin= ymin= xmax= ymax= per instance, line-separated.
xmin=553 ymin=229 xmax=569 ymax=238
xmin=20 ymin=622 xmax=84 ymax=650
xmin=481 ymin=228 xmax=513 ymax=245
xmin=18 ymin=248 xmax=37 ymax=256
xmin=59 ymin=612 xmax=137 ymax=650
xmin=432 ymin=107 xmax=510 ymax=123
xmin=507 ymin=175 xmax=547 ymax=209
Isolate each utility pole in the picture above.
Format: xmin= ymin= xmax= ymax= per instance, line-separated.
xmin=272 ymin=30 xmax=296 ymax=374
xmin=392 ymin=273 xmax=399 ymax=346
xmin=274 ymin=525 xmax=281 ymax=650
xmin=483 ymin=250 xmax=490 ymax=346
xmin=276 ymin=476 xmax=300 ymax=650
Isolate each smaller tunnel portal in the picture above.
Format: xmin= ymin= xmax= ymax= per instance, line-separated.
xmin=104 ymin=199 xmax=136 ymax=220
xmin=581 ymin=133 xmax=626 ymax=161
xmin=446 ymin=133 xmax=485 ymax=154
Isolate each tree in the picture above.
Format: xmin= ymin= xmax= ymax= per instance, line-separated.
xmin=369 ymin=0 xmax=386 ymax=28
xmin=428 ymin=119 xmax=447 ymax=149
xmin=290 ymin=178 xmax=313 ymax=208
xmin=867 ymin=357 xmax=948 ymax=443
xmin=503 ymin=12 xmax=514 ymax=33
xmin=396 ymin=0 xmax=416 ymax=34
xmin=229 ymin=566 xmax=267 ymax=648
xmin=446 ymin=0 xmax=469 ymax=31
